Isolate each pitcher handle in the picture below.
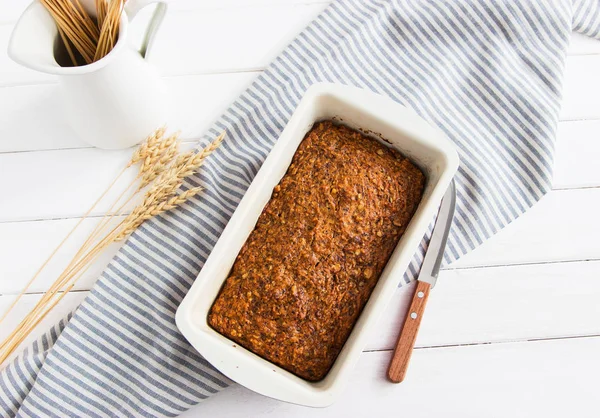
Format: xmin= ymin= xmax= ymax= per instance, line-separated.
xmin=125 ymin=0 xmax=169 ymax=60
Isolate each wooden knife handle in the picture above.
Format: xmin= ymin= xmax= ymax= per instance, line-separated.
xmin=387 ymin=280 xmax=431 ymax=383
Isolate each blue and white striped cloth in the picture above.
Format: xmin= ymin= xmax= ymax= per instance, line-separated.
xmin=2 ymin=0 xmax=600 ymax=416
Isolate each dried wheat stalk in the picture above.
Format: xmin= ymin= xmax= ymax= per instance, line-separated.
xmin=0 ymin=128 xmax=172 ymax=324
xmin=94 ymin=0 xmax=123 ymax=61
xmin=96 ymin=0 xmax=108 ymax=29
xmin=0 ymin=130 xmax=225 ymax=365
xmin=40 ymin=0 xmax=124 ymax=67
xmin=77 ymin=130 xmax=180 ymax=255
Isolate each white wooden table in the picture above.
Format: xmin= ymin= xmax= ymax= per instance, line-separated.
xmin=1 ymin=1 xmax=600 ymax=417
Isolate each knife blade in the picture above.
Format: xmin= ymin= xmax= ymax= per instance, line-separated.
xmin=417 ymin=179 xmax=456 ymax=289
xmin=387 ymin=180 xmax=456 ymax=383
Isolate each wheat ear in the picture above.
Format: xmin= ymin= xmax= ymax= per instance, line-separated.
xmin=17 ymin=131 xmax=189 ymax=315
xmin=79 ymin=131 xmax=180 ymax=256
xmin=0 ymin=127 xmax=168 ymax=325
xmin=0 ymin=131 xmax=225 ymax=365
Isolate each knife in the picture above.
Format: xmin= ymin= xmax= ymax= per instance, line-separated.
xmin=387 ymin=179 xmax=456 ymax=383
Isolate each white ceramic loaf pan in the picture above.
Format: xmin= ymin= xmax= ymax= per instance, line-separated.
xmin=176 ymin=83 xmax=459 ymax=407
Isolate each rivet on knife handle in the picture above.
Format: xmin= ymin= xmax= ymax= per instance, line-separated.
xmin=387 ymin=280 xmax=431 ymax=383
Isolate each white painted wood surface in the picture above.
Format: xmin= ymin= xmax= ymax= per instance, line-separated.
xmin=0 ymin=1 xmax=599 ymax=416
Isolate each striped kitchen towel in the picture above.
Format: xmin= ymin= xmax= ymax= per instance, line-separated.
xmin=2 ymin=0 xmax=599 ymax=416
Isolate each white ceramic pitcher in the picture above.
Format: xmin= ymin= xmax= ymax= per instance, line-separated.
xmin=8 ymin=0 xmax=170 ymax=149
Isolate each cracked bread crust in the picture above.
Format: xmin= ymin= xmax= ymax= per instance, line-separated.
xmin=208 ymin=121 xmax=425 ymax=381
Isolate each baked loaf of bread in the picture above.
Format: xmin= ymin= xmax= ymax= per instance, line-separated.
xmin=208 ymin=121 xmax=425 ymax=381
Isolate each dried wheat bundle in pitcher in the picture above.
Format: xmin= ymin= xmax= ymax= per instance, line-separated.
xmin=40 ymin=0 xmax=125 ymax=66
